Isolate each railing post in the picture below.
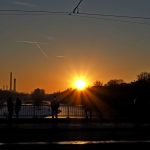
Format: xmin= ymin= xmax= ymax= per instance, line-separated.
xmin=33 ymin=105 xmax=35 ymax=118
xmin=67 ymin=104 xmax=69 ymax=118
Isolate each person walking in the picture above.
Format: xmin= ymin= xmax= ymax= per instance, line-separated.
xmin=15 ymin=97 xmax=22 ymax=118
xmin=51 ymin=96 xmax=60 ymax=119
xmin=7 ymin=97 xmax=14 ymax=119
xmin=84 ymin=102 xmax=92 ymax=120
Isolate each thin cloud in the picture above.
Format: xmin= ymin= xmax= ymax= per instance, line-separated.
xmin=14 ymin=1 xmax=37 ymax=8
xmin=17 ymin=41 xmax=47 ymax=44
xmin=56 ymin=56 xmax=65 ymax=58
xmin=48 ymin=36 xmax=55 ymax=40
xmin=16 ymin=41 xmax=49 ymax=59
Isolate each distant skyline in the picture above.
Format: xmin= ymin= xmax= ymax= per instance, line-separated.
xmin=0 ymin=0 xmax=150 ymax=93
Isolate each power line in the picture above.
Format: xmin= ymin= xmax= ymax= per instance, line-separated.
xmin=74 ymin=14 xmax=150 ymax=26
xmin=0 ymin=9 xmax=150 ymax=20
xmin=79 ymin=12 xmax=150 ymax=20
xmin=0 ymin=13 xmax=69 ymax=16
xmin=0 ymin=9 xmax=150 ymax=26
xmin=0 ymin=9 xmax=70 ymax=14
xmin=0 ymin=10 xmax=70 ymax=17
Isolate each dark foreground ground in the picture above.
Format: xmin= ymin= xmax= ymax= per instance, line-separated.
xmin=0 ymin=118 xmax=150 ymax=149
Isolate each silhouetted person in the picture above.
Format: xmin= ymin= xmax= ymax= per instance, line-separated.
xmin=7 ymin=97 xmax=14 ymax=120
xmin=84 ymin=101 xmax=92 ymax=120
xmin=15 ymin=97 xmax=22 ymax=118
xmin=51 ymin=96 xmax=60 ymax=119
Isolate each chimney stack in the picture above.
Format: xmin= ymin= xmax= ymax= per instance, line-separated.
xmin=14 ymin=78 xmax=16 ymax=92
xmin=6 ymin=85 xmax=8 ymax=91
xmin=10 ymin=72 xmax=12 ymax=91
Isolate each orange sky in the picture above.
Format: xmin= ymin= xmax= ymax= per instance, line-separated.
xmin=0 ymin=0 xmax=150 ymax=93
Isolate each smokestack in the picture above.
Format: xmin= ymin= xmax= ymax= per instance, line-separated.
xmin=10 ymin=72 xmax=12 ymax=91
xmin=6 ymin=85 xmax=8 ymax=91
xmin=14 ymin=78 xmax=16 ymax=92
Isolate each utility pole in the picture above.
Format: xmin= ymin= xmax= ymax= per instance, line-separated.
xmin=72 ymin=0 xmax=84 ymax=14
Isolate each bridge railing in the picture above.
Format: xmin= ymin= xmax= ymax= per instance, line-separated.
xmin=0 ymin=104 xmax=98 ymax=119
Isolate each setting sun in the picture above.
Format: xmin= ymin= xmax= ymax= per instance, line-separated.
xmin=68 ymin=72 xmax=91 ymax=91
xmin=75 ymin=79 xmax=86 ymax=90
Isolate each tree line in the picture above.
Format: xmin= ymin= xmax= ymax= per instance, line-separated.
xmin=0 ymin=72 xmax=150 ymax=122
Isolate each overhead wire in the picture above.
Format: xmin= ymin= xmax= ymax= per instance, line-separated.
xmin=73 ymin=14 xmax=150 ymax=26
xmin=0 ymin=9 xmax=150 ymax=26
xmin=0 ymin=9 xmax=150 ymax=20
xmin=79 ymin=12 xmax=150 ymax=20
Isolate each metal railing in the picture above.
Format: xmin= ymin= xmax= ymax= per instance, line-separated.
xmin=1 ymin=104 xmax=148 ymax=122
xmin=0 ymin=104 xmax=91 ymax=119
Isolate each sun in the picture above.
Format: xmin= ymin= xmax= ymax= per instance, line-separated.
xmin=75 ymin=79 xmax=86 ymax=90
xmin=68 ymin=72 xmax=91 ymax=90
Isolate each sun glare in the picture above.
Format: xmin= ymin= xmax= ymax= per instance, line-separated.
xmin=75 ymin=79 xmax=86 ymax=90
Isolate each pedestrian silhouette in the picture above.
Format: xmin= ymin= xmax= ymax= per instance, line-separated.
xmin=84 ymin=102 xmax=92 ymax=120
xmin=51 ymin=96 xmax=60 ymax=119
xmin=15 ymin=97 xmax=22 ymax=118
xmin=81 ymin=94 xmax=92 ymax=120
xmin=7 ymin=97 xmax=14 ymax=119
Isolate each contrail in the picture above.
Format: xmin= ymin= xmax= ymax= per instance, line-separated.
xmin=17 ymin=41 xmax=48 ymax=58
xmin=34 ymin=42 xmax=48 ymax=58
xmin=17 ymin=40 xmax=47 ymax=44
xmin=14 ymin=1 xmax=37 ymax=8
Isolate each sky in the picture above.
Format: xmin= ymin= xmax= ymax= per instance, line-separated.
xmin=0 ymin=0 xmax=150 ymax=93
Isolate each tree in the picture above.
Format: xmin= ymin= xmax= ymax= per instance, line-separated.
xmin=93 ymin=81 xmax=103 ymax=87
xmin=106 ymin=79 xmax=124 ymax=86
xmin=137 ymin=72 xmax=150 ymax=82
xmin=31 ymin=88 xmax=45 ymax=106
